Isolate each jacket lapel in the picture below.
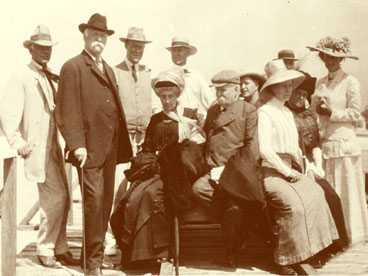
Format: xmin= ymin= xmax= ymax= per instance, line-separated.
xmin=82 ymin=51 xmax=109 ymax=85
xmin=30 ymin=63 xmax=53 ymax=110
xmin=213 ymin=101 xmax=243 ymax=130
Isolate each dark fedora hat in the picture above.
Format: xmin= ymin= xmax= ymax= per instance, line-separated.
xmin=78 ymin=13 xmax=114 ymax=36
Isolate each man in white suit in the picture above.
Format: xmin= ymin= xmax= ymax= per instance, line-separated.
xmin=0 ymin=25 xmax=78 ymax=267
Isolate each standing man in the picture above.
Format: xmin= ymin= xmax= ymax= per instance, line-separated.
xmin=55 ymin=14 xmax=132 ymax=275
xmin=274 ymin=49 xmax=299 ymax=70
xmin=104 ymin=26 xmax=153 ymax=256
xmin=0 ymin=25 xmax=78 ymax=267
xmin=239 ymin=71 xmax=266 ymax=106
xmin=114 ymin=26 xmax=153 ymax=155
xmin=191 ymin=70 xmax=270 ymax=267
xmin=166 ymin=37 xmax=216 ymax=122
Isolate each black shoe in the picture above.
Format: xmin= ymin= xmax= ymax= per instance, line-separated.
xmin=86 ymin=267 xmax=103 ymax=275
xmin=55 ymin=251 xmax=80 ymax=266
xmin=37 ymin=255 xmax=61 ymax=268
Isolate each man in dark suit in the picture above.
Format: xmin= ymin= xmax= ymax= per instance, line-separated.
xmin=55 ymin=13 xmax=132 ymax=275
xmin=192 ymin=70 xmax=269 ymax=267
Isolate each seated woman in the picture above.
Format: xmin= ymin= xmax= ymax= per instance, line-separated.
xmin=110 ymin=67 xmax=205 ymax=268
xmin=285 ymin=72 xmax=349 ymax=252
xmin=257 ymin=60 xmax=338 ymax=275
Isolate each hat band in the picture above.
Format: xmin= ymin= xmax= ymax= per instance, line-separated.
xmin=31 ymin=33 xmax=51 ymax=42
xmin=127 ymin=34 xmax=146 ymax=41
xmin=279 ymin=53 xmax=295 ymax=59
xmin=171 ymin=41 xmax=190 ymax=47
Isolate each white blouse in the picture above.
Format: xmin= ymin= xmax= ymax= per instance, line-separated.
xmin=258 ymin=97 xmax=303 ymax=177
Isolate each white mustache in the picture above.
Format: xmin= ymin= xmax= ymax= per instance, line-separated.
xmin=91 ymin=41 xmax=105 ymax=49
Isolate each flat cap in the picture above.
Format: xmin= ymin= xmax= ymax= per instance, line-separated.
xmin=210 ymin=70 xmax=240 ymax=87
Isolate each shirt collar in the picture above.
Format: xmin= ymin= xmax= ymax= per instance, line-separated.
xmin=125 ymin=58 xmax=138 ymax=71
xmin=328 ymin=68 xmax=341 ymax=80
xmin=270 ymin=96 xmax=286 ymax=107
xmin=84 ymin=48 xmax=102 ymax=63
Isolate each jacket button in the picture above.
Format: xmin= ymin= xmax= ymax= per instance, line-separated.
xmin=106 ymin=99 xmax=110 ymax=103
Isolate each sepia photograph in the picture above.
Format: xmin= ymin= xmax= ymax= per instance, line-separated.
xmin=0 ymin=0 xmax=368 ymax=275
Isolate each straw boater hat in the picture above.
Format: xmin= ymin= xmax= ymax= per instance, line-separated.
xmin=239 ymin=70 xmax=267 ymax=90
xmin=23 ymin=25 xmax=57 ymax=49
xmin=260 ymin=60 xmax=305 ymax=94
xmin=307 ymin=36 xmax=358 ymax=60
xmin=273 ymin=49 xmax=299 ymax=61
xmin=152 ymin=66 xmax=185 ymax=96
xmin=119 ymin=26 xmax=152 ymax=44
xmin=166 ymin=37 xmax=197 ymax=55
xmin=78 ymin=13 xmax=114 ymax=36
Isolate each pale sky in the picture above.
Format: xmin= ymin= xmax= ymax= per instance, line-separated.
xmin=0 ymin=0 xmax=367 ymax=106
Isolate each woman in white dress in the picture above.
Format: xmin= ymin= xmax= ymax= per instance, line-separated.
xmin=308 ymin=36 xmax=368 ymax=245
xmin=258 ymin=60 xmax=338 ymax=275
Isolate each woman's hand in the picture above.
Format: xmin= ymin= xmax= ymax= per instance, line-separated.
xmin=289 ymin=169 xmax=302 ymax=183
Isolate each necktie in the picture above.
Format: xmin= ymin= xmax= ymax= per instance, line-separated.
xmin=42 ymin=67 xmax=58 ymax=100
xmin=131 ymin=65 xmax=137 ymax=82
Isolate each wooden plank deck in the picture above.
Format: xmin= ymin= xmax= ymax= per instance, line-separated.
xmin=14 ymin=198 xmax=368 ymax=276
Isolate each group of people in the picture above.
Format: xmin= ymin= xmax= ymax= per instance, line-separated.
xmin=1 ymin=12 xmax=368 ymax=276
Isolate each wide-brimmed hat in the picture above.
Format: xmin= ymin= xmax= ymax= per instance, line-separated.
xmin=79 ymin=13 xmax=114 ymax=36
xmin=210 ymin=70 xmax=240 ymax=88
xmin=307 ymin=36 xmax=358 ymax=60
xmin=166 ymin=37 xmax=197 ymax=55
xmin=23 ymin=25 xmax=57 ymax=49
xmin=119 ymin=26 xmax=152 ymax=44
xmin=239 ymin=70 xmax=266 ymax=89
xmin=152 ymin=66 xmax=185 ymax=96
xmin=273 ymin=49 xmax=299 ymax=61
xmin=260 ymin=60 xmax=305 ymax=94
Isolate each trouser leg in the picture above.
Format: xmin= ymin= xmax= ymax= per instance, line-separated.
xmin=37 ymin=153 xmax=69 ymax=256
xmin=79 ymin=135 xmax=118 ymax=270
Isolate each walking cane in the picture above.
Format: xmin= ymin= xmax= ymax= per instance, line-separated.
xmin=80 ymin=167 xmax=87 ymax=275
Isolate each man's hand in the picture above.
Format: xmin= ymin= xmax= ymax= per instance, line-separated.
xmin=17 ymin=144 xmax=33 ymax=159
xmin=74 ymin=147 xmax=87 ymax=168
xmin=289 ymin=169 xmax=302 ymax=183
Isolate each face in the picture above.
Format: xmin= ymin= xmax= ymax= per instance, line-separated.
xmin=83 ymin=28 xmax=108 ymax=57
xmin=171 ymin=47 xmax=190 ymax=66
xmin=216 ymin=84 xmax=240 ymax=108
xmin=288 ymin=88 xmax=308 ymax=109
xmin=321 ymin=53 xmax=342 ymax=73
xmin=158 ymin=86 xmax=180 ymax=112
xmin=240 ymin=76 xmax=259 ymax=98
xmin=283 ymin=59 xmax=295 ymax=70
xmin=125 ymin=40 xmax=145 ymax=64
xmin=271 ymin=80 xmax=293 ymax=102
xmin=30 ymin=44 xmax=52 ymax=66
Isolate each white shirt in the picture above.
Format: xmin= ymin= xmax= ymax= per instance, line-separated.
xmin=258 ymin=97 xmax=303 ymax=177
xmin=177 ymin=65 xmax=216 ymax=117
xmin=84 ymin=48 xmax=103 ymax=72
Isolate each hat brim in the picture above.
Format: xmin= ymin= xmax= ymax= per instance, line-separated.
xmin=166 ymin=45 xmax=197 ymax=55
xmin=119 ymin=37 xmax=152 ymax=44
xmin=307 ymin=46 xmax=358 ymax=60
xmin=23 ymin=40 xmax=57 ymax=49
xmin=239 ymin=72 xmax=266 ymax=88
xmin=260 ymin=69 xmax=305 ymax=94
xmin=273 ymin=57 xmax=299 ymax=61
xmin=210 ymin=81 xmax=240 ymax=88
xmin=79 ymin=23 xmax=115 ymax=36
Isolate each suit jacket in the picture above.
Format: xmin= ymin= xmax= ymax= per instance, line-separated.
xmin=55 ymin=51 xmax=132 ymax=168
xmin=204 ymin=99 xmax=264 ymax=203
xmin=0 ymin=60 xmax=61 ymax=182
